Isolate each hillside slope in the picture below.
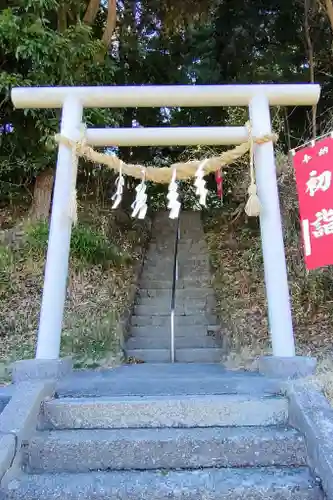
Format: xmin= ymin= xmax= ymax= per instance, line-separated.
xmin=0 ymin=201 xmax=150 ymax=380
xmin=203 ymin=159 xmax=333 ymax=366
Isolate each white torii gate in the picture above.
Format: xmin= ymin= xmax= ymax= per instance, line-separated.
xmin=11 ymin=84 xmax=320 ymax=367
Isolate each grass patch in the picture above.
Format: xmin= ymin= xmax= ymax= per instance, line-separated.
xmin=282 ymin=355 xmax=333 ymax=406
xmin=25 ymin=220 xmax=131 ymax=268
xmin=61 ymin=310 xmax=122 ymax=369
xmin=311 ymin=356 xmax=333 ymax=404
xmin=204 ymin=208 xmax=270 ymax=359
xmin=0 ymin=201 xmax=150 ymax=381
xmin=223 ymin=345 xmax=272 ymax=372
xmin=0 ymin=245 xmax=14 ymax=297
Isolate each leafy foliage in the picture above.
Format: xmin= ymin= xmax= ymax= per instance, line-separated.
xmin=2 ymin=0 xmax=333 ymax=191
xmin=0 ymin=0 xmax=117 ymax=188
xmin=25 ymin=220 xmax=131 ymax=267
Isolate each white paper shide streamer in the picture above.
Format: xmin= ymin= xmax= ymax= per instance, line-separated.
xmin=194 ymin=160 xmax=208 ymax=206
xmin=167 ymin=169 xmax=181 ymax=219
xmin=111 ymin=161 xmax=125 ymax=209
xmin=131 ymin=170 xmax=148 ymax=219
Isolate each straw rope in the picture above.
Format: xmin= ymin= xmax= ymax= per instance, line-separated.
xmin=54 ymin=121 xmax=278 ymax=222
xmin=244 ymin=121 xmax=261 ymax=217
xmin=54 ymin=122 xmax=277 ymax=184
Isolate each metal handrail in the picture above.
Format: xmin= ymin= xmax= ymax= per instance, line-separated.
xmin=170 ymin=216 xmax=180 ymax=363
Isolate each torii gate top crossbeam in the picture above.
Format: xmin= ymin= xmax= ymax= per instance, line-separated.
xmin=11 ymin=84 xmax=320 ymax=109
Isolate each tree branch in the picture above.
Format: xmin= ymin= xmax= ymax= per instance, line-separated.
xmin=318 ymin=0 xmax=333 ymax=32
xmin=102 ymin=0 xmax=117 ymax=47
xmin=304 ymin=0 xmax=317 ymax=139
xmin=83 ymin=0 xmax=100 ymax=25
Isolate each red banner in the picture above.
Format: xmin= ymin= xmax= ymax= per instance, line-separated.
xmin=292 ymin=135 xmax=333 ymax=270
xmin=215 ymin=169 xmax=223 ymax=201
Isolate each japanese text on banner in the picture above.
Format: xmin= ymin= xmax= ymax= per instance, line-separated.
xmin=292 ymin=136 xmax=333 ymax=270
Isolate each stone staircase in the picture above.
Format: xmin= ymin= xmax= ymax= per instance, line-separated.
xmin=126 ymin=211 xmax=223 ymax=363
xmin=2 ymin=364 xmax=323 ymax=499
xmin=0 ymin=210 xmax=324 ymax=498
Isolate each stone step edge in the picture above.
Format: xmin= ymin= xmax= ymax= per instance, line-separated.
xmin=130 ymin=323 xmax=220 ymax=329
xmin=6 ymin=467 xmax=322 ymax=500
xmin=126 ymin=341 xmax=218 ymax=349
xmin=24 ymin=426 xmax=306 ymax=473
xmin=43 ymin=394 xmax=288 ymax=429
xmin=125 ymin=347 xmax=225 ymax=363
xmin=138 ymin=287 xmax=214 ymax=292
xmin=125 ymin=347 xmax=223 ymax=352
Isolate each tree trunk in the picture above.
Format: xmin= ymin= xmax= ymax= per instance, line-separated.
xmin=30 ymin=169 xmax=54 ymax=221
xmin=83 ymin=0 xmax=100 ymax=25
xmin=57 ymin=3 xmax=68 ymax=32
xmin=324 ymin=0 xmax=333 ymax=30
xmin=304 ymin=0 xmax=317 ymax=139
xmin=118 ymin=0 xmax=138 ymax=162
xmin=102 ymin=0 xmax=117 ymax=47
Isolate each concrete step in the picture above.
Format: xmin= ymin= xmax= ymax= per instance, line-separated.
xmin=149 ymin=240 xmax=207 ymax=247
xmin=141 ymin=273 xmax=211 ymax=282
xmin=129 ymin=325 xmax=215 ymax=337
xmin=133 ymin=298 xmax=211 ymax=310
xmin=126 ymin=347 xmax=223 ymax=363
xmin=133 ymin=304 xmax=211 ymax=316
xmin=144 ymin=255 xmax=209 ymax=263
xmin=140 ymin=279 xmax=212 ymax=289
xmin=138 ymin=287 xmax=215 ymax=298
xmin=142 ymin=265 xmax=209 ymax=274
xmin=145 ymin=251 xmax=209 ymax=259
xmin=138 ymin=285 xmax=205 ymax=294
xmin=179 ymin=229 xmax=206 ymax=236
xmin=143 ymin=267 xmax=210 ymax=275
xmin=144 ymin=256 xmax=209 ymax=264
xmin=143 ymin=262 xmax=210 ymax=271
xmin=136 ymin=296 xmax=215 ymax=306
xmin=55 ymin=369 xmax=280 ymax=399
xmin=145 ymin=247 xmax=176 ymax=254
xmin=177 ymin=246 xmax=209 ymax=253
xmin=142 ymin=263 xmax=210 ymax=271
xmin=148 ymin=239 xmax=207 ymax=246
xmin=146 ymin=248 xmax=208 ymax=255
xmin=43 ymin=394 xmax=288 ymax=430
xmin=145 ymin=248 xmax=208 ymax=256
xmin=5 ymin=467 xmax=323 ymax=499
xmin=139 ymin=282 xmax=202 ymax=290
xmin=127 ymin=348 xmax=176 ymax=362
xmin=134 ymin=303 xmax=215 ymax=315
xmin=25 ymin=426 xmax=306 ymax=473
xmin=144 ymin=276 xmax=209 ymax=285
xmin=130 ymin=314 xmax=216 ymax=326
xmin=126 ymin=335 xmax=217 ymax=350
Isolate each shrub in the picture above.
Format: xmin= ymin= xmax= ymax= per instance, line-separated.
xmin=25 ymin=220 xmax=131 ymax=268
xmin=70 ymin=225 xmax=131 ymax=267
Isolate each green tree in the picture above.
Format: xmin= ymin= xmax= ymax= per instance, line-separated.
xmin=0 ymin=0 xmax=214 ymax=216
xmin=0 ymin=0 xmax=118 ymax=216
xmin=2 ymin=0 xmax=333 ymax=218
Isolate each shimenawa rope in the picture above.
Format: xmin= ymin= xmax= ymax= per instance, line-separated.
xmin=54 ymin=121 xmax=277 ymax=222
